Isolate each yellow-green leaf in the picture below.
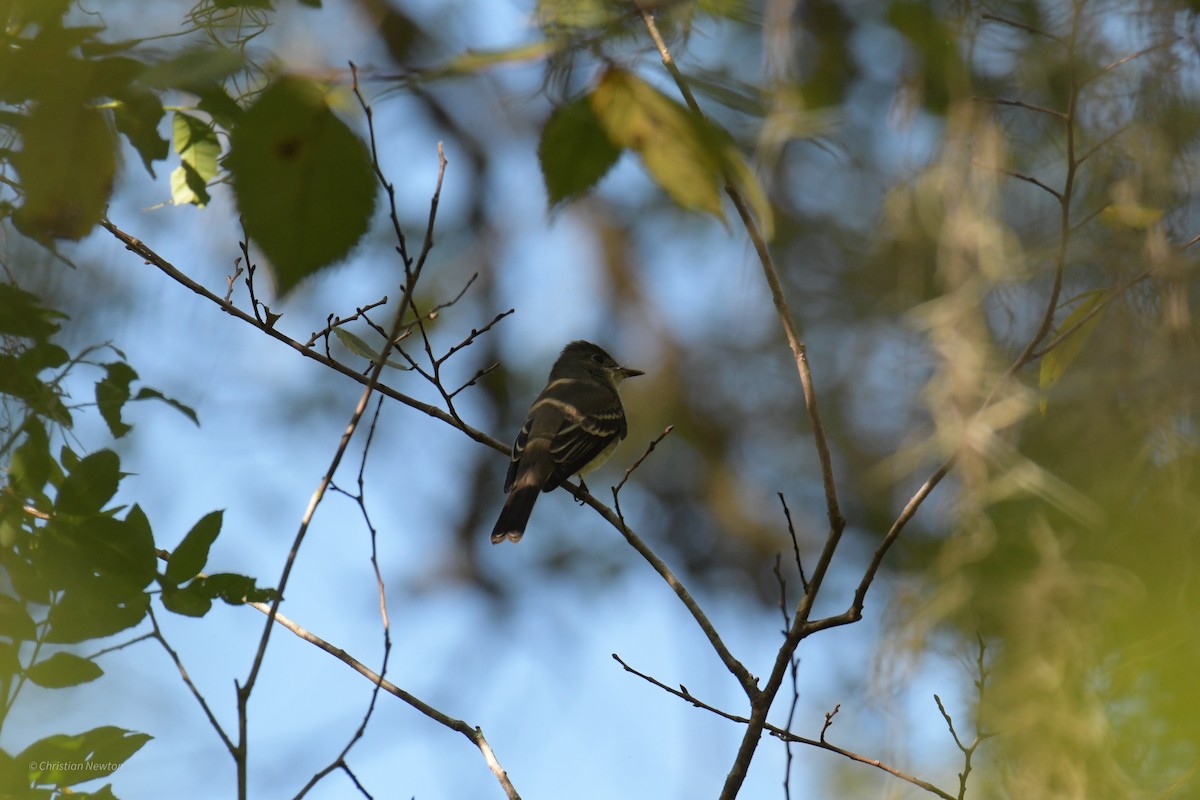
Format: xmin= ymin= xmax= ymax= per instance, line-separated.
xmin=1039 ymin=289 xmax=1107 ymax=414
xmin=589 ymin=67 xmax=724 ymax=219
xmin=170 ymin=112 xmax=220 ymax=207
xmin=332 ymin=328 xmax=409 ymax=369
xmin=1099 ymin=203 xmax=1165 ymax=230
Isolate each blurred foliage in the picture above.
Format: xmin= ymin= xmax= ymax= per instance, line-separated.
xmin=0 ymin=0 xmax=1198 ymax=797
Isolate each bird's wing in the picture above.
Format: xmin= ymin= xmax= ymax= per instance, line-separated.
xmin=544 ymin=394 xmax=627 ymax=490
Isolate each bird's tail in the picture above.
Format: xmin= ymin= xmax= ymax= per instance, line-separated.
xmin=490 ymin=484 xmax=540 ymax=544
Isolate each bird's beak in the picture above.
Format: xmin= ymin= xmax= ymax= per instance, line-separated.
xmin=618 ymin=366 xmax=645 ymax=379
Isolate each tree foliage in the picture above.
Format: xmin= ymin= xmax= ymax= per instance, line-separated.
xmin=0 ymin=0 xmax=1198 ymax=798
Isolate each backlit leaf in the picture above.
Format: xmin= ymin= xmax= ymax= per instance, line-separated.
xmin=1039 ymin=289 xmax=1108 ymax=414
xmin=589 ymin=68 xmax=731 ymax=221
xmin=12 ymin=101 xmax=116 ymax=241
xmin=171 ymin=112 xmax=219 ymax=207
xmin=27 ymin=652 xmax=104 ymax=688
xmin=164 ymin=510 xmax=223 ymax=585
xmin=226 ymin=77 xmax=377 ymax=296
xmin=539 ymin=94 xmax=623 ymax=206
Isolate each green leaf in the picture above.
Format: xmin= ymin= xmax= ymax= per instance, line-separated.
xmin=114 ymin=88 xmax=169 ymax=176
xmin=160 ymin=581 xmax=212 ymax=617
xmin=589 ymin=68 xmax=725 ymax=219
xmin=95 ymin=362 xmax=137 ymax=439
xmin=67 ymin=513 xmax=157 ymax=594
xmin=170 ymin=112 xmax=220 ymax=207
xmin=539 ymin=94 xmax=623 ymax=206
xmin=61 ymin=445 xmax=80 ymax=473
xmin=536 ymin=0 xmax=623 ymax=33
xmin=4 ymin=0 xmax=72 ymax=27
xmin=26 ymin=652 xmax=103 ymax=688
xmin=215 ymin=0 xmax=274 ymax=8
xmin=164 ymin=510 xmax=223 ymax=586
xmin=437 ymin=41 xmax=557 ymax=77
xmin=1039 ymin=289 xmax=1108 ymax=414
xmin=44 ymin=585 xmax=149 ymax=643
xmin=3 ymin=541 xmax=53 ymax=603
xmin=140 ymin=47 xmax=245 ymax=92
xmin=0 ymin=593 xmax=37 ymax=640
xmin=0 ymin=283 xmax=65 ymax=340
xmin=332 ymin=327 xmax=409 ymax=369
xmin=91 ymin=56 xmax=144 ymax=99
xmin=0 ymin=353 xmax=70 ymax=425
xmin=55 ymin=450 xmax=121 ymax=516
xmin=197 ymin=572 xmax=277 ymax=605
xmin=12 ymin=100 xmax=116 ymax=241
xmin=192 ymin=84 xmax=243 ymax=130
xmin=0 ymin=641 xmax=21 ymax=682
xmin=0 ymin=750 xmax=26 ymax=798
xmin=132 ymin=387 xmax=200 ymax=426
xmin=21 ymin=727 xmax=150 ymax=787
xmin=226 ymin=76 xmax=377 ymax=296
xmin=18 ymin=342 xmax=69 ymax=372
xmin=9 ymin=419 xmax=51 ymax=497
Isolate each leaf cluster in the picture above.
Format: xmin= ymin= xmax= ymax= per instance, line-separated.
xmin=0 ymin=282 xmax=273 ymax=798
xmin=0 ymin=1 xmax=374 ymax=298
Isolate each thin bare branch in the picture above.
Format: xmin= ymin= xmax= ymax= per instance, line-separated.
xmin=224 ymin=257 xmax=244 ymax=304
xmin=972 ymin=95 xmax=1067 ymax=120
xmin=777 ymin=493 xmax=808 ymax=592
xmin=305 ymin=296 xmax=389 ymax=348
xmin=85 ymin=633 xmax=156 ymax=661
xmin=992 ymin=166 xmax=1063 ymax=202
xmin=1031 ymin=268 xmax=1150 ymax=360
xmin=99 ymin=219 xmax=507 ymax=456
xmin=934 ymin=635 xmax=995 ymax=800
xmin=251 ymin=601 xmax=519 ymax=799
xmin=235 ymin=73 xmax=451 ymax=797
xmin=819 ymin=703 xmax=840 ymax=743
xmin=614 ymin=654 xmax=956 ymax=800
xmin=293 ymin=399 xmax=393 ymax=800
xmin=237 ymin=226 xmax=270 ymax=324
xmin=612 ymin=425 xmax=674 ymax=513
xmin=436 ymin=308 xmax=515 ymax=367
xmin=980 ymin=12 xmax=1064 ymax=44
xmin=1084 ymin=37 xmax=1179 ymax=87
xmin=448 ymin=361 xmax=500 ymax=400
xmin=612 ymin=653 xmax=749 ymax=725
xmin=771 ymin=553 xmax=800 ymax=800
xmin=1076 ymin=125 xmax=1129 ymax=167
xmin=633 ymin=7 xmax=846 ymax=795
xmin=576 ymin=481 xmax=757 ymax=697
xmin=147 ymin=606 xmax=236 ymax=757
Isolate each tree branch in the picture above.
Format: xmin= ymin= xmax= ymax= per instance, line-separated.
xmin=612 ymin=653 xmax=956 ymax=800
xmin=632 ymin=7 xmax=847 ymax=795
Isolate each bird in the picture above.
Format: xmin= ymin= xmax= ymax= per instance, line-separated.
xmin=491 ymin=340 xmax=644 ymax=544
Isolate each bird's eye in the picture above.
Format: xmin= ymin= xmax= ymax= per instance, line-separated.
xmin=591 ymin=353 xmax=605 ymax=364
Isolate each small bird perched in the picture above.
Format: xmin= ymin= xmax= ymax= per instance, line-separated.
xmin=491 ymin=340 xmax=644 ymax=544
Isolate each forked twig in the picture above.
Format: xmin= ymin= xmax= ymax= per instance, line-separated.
xmin=612 ymin=425 xmax=674 ymax=518
xmin=613 ymin=654 xmax=956 ymax=800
